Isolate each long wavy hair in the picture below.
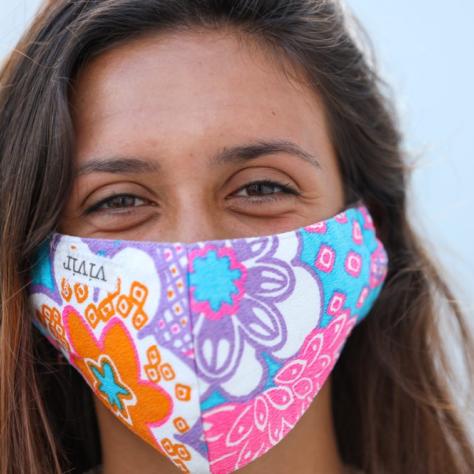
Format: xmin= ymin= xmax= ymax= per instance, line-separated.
xmin=1 ymin=1 xmax=473 ymax=473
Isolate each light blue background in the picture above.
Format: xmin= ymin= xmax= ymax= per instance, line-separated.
xmin=347 ymin=0 xmax=474 ymax=425
xmin=1 ymin=2 xmax=472 ymax=311
xmin=349 ymin=0 xmax=474 ymax=311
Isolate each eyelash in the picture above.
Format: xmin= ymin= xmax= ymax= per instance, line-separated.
xmin=85 ymin=180 xmax=300 ymax=214
xmin=232 ymin=179 xmax=299 ymax=201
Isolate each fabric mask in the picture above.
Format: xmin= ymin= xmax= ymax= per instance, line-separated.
xmin=29 ymin=201 xmax=388 ymax=474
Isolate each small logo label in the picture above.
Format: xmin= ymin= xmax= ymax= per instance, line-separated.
xmin=62 ymin=255 xmax=107 ymax=282
xmin=57 ymin=248 xmax=119 ymax=292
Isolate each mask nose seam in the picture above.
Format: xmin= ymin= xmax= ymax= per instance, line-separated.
xmin=184 ymin=241 xmax=213 ymax=474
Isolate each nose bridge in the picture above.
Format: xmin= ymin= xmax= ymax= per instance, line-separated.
xmin=175 ymin=209 xmax=217 ymax=244
xmin=166 ymin=187 xmax=221 ymax=244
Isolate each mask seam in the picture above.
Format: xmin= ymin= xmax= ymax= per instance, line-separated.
xmin=184 ymin=242 xmax=213 ymax=474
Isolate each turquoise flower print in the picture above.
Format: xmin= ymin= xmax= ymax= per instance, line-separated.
xmin=189 ymin=236 xmax=300 ymax=400
xmin=88 ymin=356 xmax=132 ymax=412
xmin=189 ymin=246 xmax=247 ymax=320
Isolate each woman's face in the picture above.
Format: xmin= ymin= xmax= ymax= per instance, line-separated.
xmin=60 ymin=28 xmax=345 ymax=241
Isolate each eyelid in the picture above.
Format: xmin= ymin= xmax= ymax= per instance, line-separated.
xmin=84 ymin=178 xmax=299 ymax=215
xmin=231 ymin=179 xmax=300 ymax=198
xmin=84 ymin=193 xmax=151 ymax=214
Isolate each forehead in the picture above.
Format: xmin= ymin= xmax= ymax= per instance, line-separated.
xmin=70 ymin=28 xmax=332 ymax=166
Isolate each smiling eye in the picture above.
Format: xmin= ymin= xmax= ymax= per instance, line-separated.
xmin=86 ymin=194 xmax=149 ymax=213
xmin=233 ymin=180 xmax=299 ymax=200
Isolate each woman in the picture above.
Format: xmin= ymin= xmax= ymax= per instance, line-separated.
xmin=1 ymin=1 xmax=473 ymax=473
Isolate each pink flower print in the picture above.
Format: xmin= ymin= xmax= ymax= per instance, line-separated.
xmin=369 ymin=241 xmax=389 ymax=288
xmin=345 ymin=251 xmax=362 ymax=278
xmin=202 ymin=311 xmax=357 ymax=474
xmin=314 ymin=244 xmax=336 ymax=273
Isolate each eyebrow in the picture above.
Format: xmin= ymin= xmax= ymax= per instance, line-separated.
xmin=76 ymin=156 xmax=160 ymax=176
xmin=75 ymin=139 xmax=322 ymax=176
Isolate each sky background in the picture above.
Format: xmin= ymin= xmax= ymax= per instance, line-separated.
xmin=348 ymin=0 xmax=474 ymax=313
xmin=347 ymin=0 xmax=474 ymax=420
xmin=1 ymin=0 xmax=473 ymax=398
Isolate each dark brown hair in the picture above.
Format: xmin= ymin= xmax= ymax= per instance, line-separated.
xmin=1 ymin=1 xmax=473 ymax=473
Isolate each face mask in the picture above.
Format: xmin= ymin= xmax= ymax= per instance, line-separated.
xmin=29 ymin=201 xmax=388 ymax=474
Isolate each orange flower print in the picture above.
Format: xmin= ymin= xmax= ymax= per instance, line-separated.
xmin=62 ymin=306 xmax=173 ymax=451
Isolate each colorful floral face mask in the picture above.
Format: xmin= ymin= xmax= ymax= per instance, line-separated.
xmin=29 ymin=201 xmax=388 ymax=473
